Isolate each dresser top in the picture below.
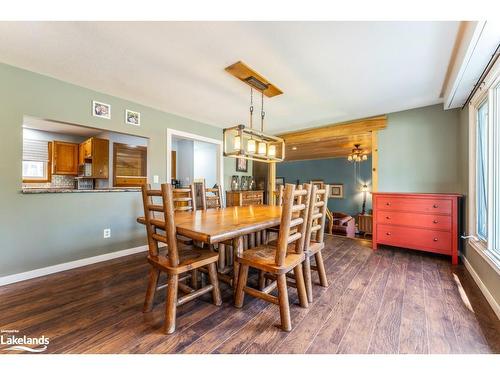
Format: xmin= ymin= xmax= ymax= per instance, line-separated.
xmin=372 ymin=192 xmax=463 ymax=197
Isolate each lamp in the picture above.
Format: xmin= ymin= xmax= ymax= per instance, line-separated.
xmin=348 ymin=144 xmax=368 ymax=163
xmin=361 ymin=184 xmax=369 ymax=215
xmin=223 ymin=76 xmax=285 ymax=163
xmin=257 ymin=141 xmax=267 ymax=155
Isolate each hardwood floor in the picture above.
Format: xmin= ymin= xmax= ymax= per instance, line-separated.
xmin=0 ymin=236 xmax=498 ymax=354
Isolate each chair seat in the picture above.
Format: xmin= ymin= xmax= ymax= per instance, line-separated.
xmin=148 ymin=245 xmax=218 ymax=275
xmin=237 ymin=245 xmax=305 ymax=274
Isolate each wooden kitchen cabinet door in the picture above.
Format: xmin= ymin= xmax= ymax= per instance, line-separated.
xmin=52 ymin=141 xmax=78 ymax=175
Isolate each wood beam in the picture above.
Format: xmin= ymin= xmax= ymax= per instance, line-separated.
xmin=278 ymin=115 xmax=387 ymax=144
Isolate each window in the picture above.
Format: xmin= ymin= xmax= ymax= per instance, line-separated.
xmin=470 ymin=58 xmax=500 ymax=265
xmin=22 ymin=139 xmax=51 ymax=182
xmin=476 ymin=101 xmax=488 ymax=241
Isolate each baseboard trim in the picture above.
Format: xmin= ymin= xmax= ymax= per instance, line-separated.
xmin=0 ymin=245 xmax=148 ymax=287
xmin=462 ymin=256 xmax=500 ymax=320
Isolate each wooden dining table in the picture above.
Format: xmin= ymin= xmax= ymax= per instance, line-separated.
xmin=137 ymin=204 xmax=282 ymax=287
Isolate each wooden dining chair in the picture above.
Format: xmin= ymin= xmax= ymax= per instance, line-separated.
xmin=172 ymin=185 xmax=197 ymax=211
xmin=302 ymin=184 xmax=330 ymax=302
xmin=141 ymin=183 xmax=222 ymax=334
xmin=234 ymin=183 xmax=311 ymax=332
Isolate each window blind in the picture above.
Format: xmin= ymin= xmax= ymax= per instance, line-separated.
xmin=23 ymin=139 xmax=49 ymax=162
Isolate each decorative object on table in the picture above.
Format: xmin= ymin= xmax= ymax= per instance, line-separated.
xmin=240 ymin=176 xmax=251 ymax=191
xmin=276 ymin=177 xmax=285 ymax=186
xmin=328 ymin=184 xmax=344 ymax=199
xmin=249 ymin=177 xmax=256 ymax=190
xmin=223 ymin=61 xmax=285 ymax=163
xmin=125 ymin=109 xmax=140 ymax=126
xmin=92 ymin=100 xmax=111 ymax=119
xmin=230 ymin=175 xmax=240 ymax=191
xmin=361 ymin=184 xmax=369 ymax=214
xmin=235 ymin=157 xmax=248 ymax=172
xmin=310 ymin=180 xmax=324 ymax=189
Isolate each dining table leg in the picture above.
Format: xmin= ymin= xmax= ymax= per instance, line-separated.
xmin=232 ymin=236 xmax=244 ymax=290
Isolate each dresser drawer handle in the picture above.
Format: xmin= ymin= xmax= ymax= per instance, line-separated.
xmin=386 ymin=216 xmax=391 ymax=219
xmin=433 ymin=204 xmax=439 ymax=208
xmin=433 ymin=220 xmax=438 ymax=224
xmin=386 ymin=232 xmax=391 ymax=236
xmin=433 ymin=238 xmax=438 ymax=242
xmin=386 ymin=202 xmax=391 ymax=206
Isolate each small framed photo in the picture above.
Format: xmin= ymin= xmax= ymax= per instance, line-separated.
xmin=276 ymin=177 xmax=285 ymax=186
xmin=235 ymin=157 xmax=248 ymax=172
xmin=329 ymin=184 xmax=344 ymax=199
xmin=125 ymin=109 xmax=141 ymax=126
xmin=92 ymin=100 xmax=111 ymax=119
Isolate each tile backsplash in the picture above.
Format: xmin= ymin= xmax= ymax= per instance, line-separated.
xmin=23 ymin=175 xmax=75 ymax=189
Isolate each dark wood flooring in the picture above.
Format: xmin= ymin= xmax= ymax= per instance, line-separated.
xmin=1 ymin=236 xmax=498 ymax=354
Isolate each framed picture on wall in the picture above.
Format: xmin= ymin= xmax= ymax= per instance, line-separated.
xmin=329 ymin=184 xmax=344 ymax=199
xmin=235 ymin=157 xmax=248 ymax=172
xmin=125 ymin=109 xmax=141 ymax=126
xmin=92 ymin=100 xmax=111 ymax=119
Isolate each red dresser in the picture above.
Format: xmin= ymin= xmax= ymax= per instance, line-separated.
xmin=372 ymin=193 xmax=462 ymax=264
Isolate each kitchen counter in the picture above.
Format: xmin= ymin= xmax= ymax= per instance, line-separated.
xmin=22 ymin=187 xmax=141 ymax=194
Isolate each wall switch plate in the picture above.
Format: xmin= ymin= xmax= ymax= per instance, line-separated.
xmin=103 ymin=228 xmax=111 ymax=238
xmin=153 ymin=175 xmax=159 ymax=183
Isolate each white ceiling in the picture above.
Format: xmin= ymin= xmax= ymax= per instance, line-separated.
xmin=0 ymin=22 xmax=459 ymax=133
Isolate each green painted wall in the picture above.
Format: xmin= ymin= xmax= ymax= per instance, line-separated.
xmin=0 ymin=63 xmax=236 ymax=277
xmin=378 ymin=104 xmax=461 ymax=193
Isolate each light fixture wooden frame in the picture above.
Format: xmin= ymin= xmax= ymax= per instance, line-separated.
xmin=225 ymin=61 xmax=283 ymax=97
xmin=223 ymin=124 xmax=285 ymax=163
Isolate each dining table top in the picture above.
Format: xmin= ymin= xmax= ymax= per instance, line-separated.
xmin=137 ymin=204 xmax=282 ymax=244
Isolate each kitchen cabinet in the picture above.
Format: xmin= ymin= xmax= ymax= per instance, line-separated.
xmin=52 ymin=141 xmax=78 ymax=175
xmin=78 ymin=137 xmax=109 ymax=179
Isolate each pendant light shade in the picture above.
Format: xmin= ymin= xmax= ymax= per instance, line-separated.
xmin=257 ymin=141 xmax=267 ymax=155
xmin=233 ymin=135 xmax=241 ymax=150
xmin=268 ymin=145 xmax=276 ymax=157
xmin=247 ymin=139 xmax=256 ymax=154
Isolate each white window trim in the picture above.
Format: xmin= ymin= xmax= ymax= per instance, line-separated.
xmin=468 ymin=57 xmax=500 ymax=270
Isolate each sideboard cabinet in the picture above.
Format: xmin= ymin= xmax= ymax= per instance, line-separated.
xmin=226 ymin=190 xmax=264 ymax=207
xmin=372 ymin=192 xmax=462 ymax=264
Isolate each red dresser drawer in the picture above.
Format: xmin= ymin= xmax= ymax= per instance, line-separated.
xmin=376 ymin=211 xmax=452 ymax=231
xmin=377 ymin=224 xmax=451 ymax=254
xmin=376 ymin=196 xmax=452 ymax=215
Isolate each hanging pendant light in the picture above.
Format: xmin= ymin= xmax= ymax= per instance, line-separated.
xmin=347 ymin=144 xmax=368 ymax=163
xmin=223 ymin=65 xmax=285 ymax=163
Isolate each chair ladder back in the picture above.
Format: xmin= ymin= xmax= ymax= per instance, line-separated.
xmin=276 ymin=184 xmax=284 ymax=206
xmin=161 ymin=183 xmax=180 ymax=267
xmin=315 ymin=185 xmax=329 ymax=243
xmin=193 ymin=179 xmax=207 ymax=210
xmin=293 ymin=184 xmax=312 ymax=254
xmin=305 ymin=185 xmax=329 ymax=249
xmin=141 ymin=184 xmax=164 ymax=258
xmin=206 ymin=184 xmax=223 ymax=209
xmin=275 ymin=184 xmax=311 ymax=265
xmin=172 ymin=184 xmax=196 ymax=212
